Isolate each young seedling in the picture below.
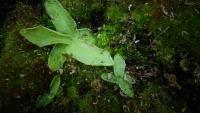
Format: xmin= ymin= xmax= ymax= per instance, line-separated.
xmin=20 ymin=0 xmax=113 ymax=71
xmin=36 ymin=75 xmax=61 ymax=108
xmin=101 ymin=54 xmax=134 ymax=97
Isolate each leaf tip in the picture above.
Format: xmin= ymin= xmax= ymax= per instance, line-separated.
xmin=19 ymin=29 xmax=26 ymax=36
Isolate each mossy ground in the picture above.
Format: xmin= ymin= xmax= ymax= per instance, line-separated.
xmin=0 ymin=0 xmax=200 ymax=113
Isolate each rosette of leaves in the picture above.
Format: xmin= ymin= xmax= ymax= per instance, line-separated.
xmin=20 ymin=0 xmax=113 ymax=71
xmin=101 ymin=54 xmax=134 ymax=97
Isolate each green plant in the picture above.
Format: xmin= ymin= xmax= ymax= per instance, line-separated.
xmin=101 ymin=54 xmax=134 ymax=97
xmin=20 ymin=0 xmax=113 ymax=71
xmin=36 ymin=75 xmax=61 ymax=108
xmin=19 ymin=1 xmax=134 ymax=107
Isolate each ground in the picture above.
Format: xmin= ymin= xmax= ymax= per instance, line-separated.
xmin=0 ymin=0 xmax=200 ymax=113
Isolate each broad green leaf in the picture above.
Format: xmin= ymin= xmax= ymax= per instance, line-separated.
xmin=101 ymin=73 xmax=118 ymax=84
xmin=118 ymin=79 xmax=134 ymax=97
xmin=50 ymin=75 xmax=61 ymax=96
xmin=124 ymin=74 xmax=135 ymax=84
xmin=65 ymin=38 xmax=114 ymax=66
xmin=45 ymin=0 xmax=77 ymax=34
xmin=48 ymin=44 xmax=68 ymax=71
xmin=36 ymin=93 xmax=54 ymax=108
xmin=114 ymin=54 xmax=126 ymax=76
xmin=20 ymin=25 xmax=72 ymax=47
xmin=79 ymin=28 xmax=96 ymax=44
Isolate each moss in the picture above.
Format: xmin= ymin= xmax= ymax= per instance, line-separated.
xmin=96 ymin=23 xmax=120 ymax=50
xmin=150 ymin=6 xmax=200 ymax=62
xmin=60 ymin=0 xmax=104 ymax=26
xmin=1 ymin=0 xmax=200 ymax=113
xmin=78 ymin=96 xmax=96 ymax=113
xmin=106 ymin=4 xmax=126 ymax=22
xmin=67 ymin=86 xmax=79 ymax=99
xmin=131 ymin=3 xmax=155 ymax=29
xmin=0 ymin=2 xmax=54 ymax=112
xmin=96 ymin=90 xmax=122 ymax=113
xmin=131 ymin=82 xmax=177 ymax=113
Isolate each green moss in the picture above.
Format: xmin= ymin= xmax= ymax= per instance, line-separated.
xmin=0 ymin=2 xmax=50 ymax=76
xmin=78 ymin=97 xmax=95 ymax=113
xmin=1 ymin=0 xmax=199 ymax=113
xmin=0 ymin=3 xmax=54 ymax=112
xmin=152 ymin=40 xmax=175 ymax=63
xmin=133 ymin=82 xmax=177 ymax=113
xmin=97 ymin=90 xmax=122 ymax=113
xmin=150 ymin=6 xmax=200 ymax=62
xmin=96 ymin=23 xmax=120 ymax=50
xmin=106 ymin=4 xmax=126 ymax=22
xmin=131 ymin=3 xmax=155 ymax=29
xmin=61 ymin=0 xmax=104 ymax=23
xmin=67 ymin=86 xmax=79 ymax=99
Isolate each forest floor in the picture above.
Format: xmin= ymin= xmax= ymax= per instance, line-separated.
xmin=0 ymin=0 xmax=200 ymax=113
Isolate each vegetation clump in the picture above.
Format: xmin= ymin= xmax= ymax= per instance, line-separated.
xmin=19 ymin=0 xmax=135 ymax=107
xmin=20 ymin=0 xmax=114 ymax=71
xmin=101 ymin=54 xmax=134 ymax=97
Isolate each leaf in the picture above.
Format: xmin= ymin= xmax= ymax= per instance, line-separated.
xmin=101 ymin=73 xmax=118 ymax=84
xmin=48 ymin=44 xmax=68 ymax=71
xmin=118 ymin=79 xmax=134 ymax=97
xmin=114 ymin=54 xmax=126 ymax=76
xmin=35 ymin=75 xmax=61 ymax=108
xmin=36 ymin=93 xmax=54 ymax=108
xmin=50 ymin=75 xmax=61 ymax=96
xmin=79 ymin=28 xmax=96 ymax=44
xmin=65 ymin=38 xmax=114 ymax=66
xmin=124 ymin=74 xmax=135 ymax=84
xmin=20 ymin=25 xmax=72 ymax=47
xmin=45 ymin=0 xmax=77 ymax=34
